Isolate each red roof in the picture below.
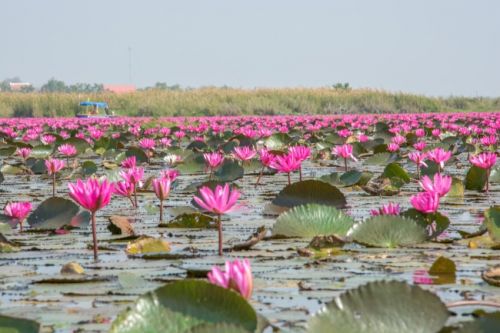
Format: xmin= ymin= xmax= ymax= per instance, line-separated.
xmin=103 ymin=84 xmax=136 ymax=94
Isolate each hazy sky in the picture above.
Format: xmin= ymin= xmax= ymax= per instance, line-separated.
xmin=2 ymin=0 xmax=499 ymax=96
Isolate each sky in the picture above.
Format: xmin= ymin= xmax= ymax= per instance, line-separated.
xmin=1 ymin=0 xmax=499 ymax=96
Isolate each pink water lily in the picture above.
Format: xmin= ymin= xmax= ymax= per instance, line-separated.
xmin=410 ymin=191 xmax=440 ymax=214
xmin=121 ymin=156 xmax=137 ymax=169
xmin=193 ymin=184 xmax=240 ymax=255
xmin=16 ymin=147 xmax=32 ymax=160
xmin=208 ymin=259 xmax=253 ymax=299
xmin=45 ymin=158 xmax=66 ymax=197
xmin=152 ymin=177 xmax=172 ymax=222
xmin=289 ymin=145 xmax=311 ymax=181
xmin=113 ymin=180 xmax=136 ymax=208
xmin=408 ymin=151 xmax=427 ymax=179
xmin=255 ymin=149 xmax=276 ymax=187
xmin=332 ymin=144 xmax=357 ymax=171
xmin=120 ymin=167 xmax=144 ymax=207
xmin=370 ymin=202 xmax=401 ymax=216
xmin=68 ymin=178 xmax=113 ymax=260
xmin=58 ymin=144 xmax=77 ymax=157
xmin=4 ymin=202 xmax=32 ymax=232
xmin=232 ymin=146 xmax=257 ymax=162
xmin=470 ymin=151 xmax=497 ymax=192
xmin=269 ymin=153 xmax=301 ymax=185
xmin=427 ymin=147 xmax=452 ymax=171
xmin=419 ymin=173 xmax=452 ymax=197
xmin=203 ymin=152 xmax=224 ymax=179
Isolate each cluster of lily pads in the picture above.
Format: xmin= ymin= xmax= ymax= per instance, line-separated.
xmin=0 ymin=112 xmax=498 ymax=332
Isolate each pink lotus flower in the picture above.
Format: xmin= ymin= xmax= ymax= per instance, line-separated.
xmin=160 ymin=138 xmax=172 ymax=147
xmin=68 ymin=178 xmax=113 ymax=260
xmin=41 ymin=134 xmax=56 ymax=145
xmin=391 ymin=135 xmax=406 ymax=146
xmin=480 ymin=135 xmax=497 ymax=147
xmin=120 ymin=166 xmax=144 ymax=207
xmin=58 ymin=144 xmax=77 ymax=157
xmin=470 ymin=151 xmax=497 ymax=192
xmin=332 ymin=144 xmax=357 ymax=171
xmin=288 ymin=145 xmax=311 ymax=162
xmin=16 ymin=147 xmax=32 ymax=160
xmin=4 ymin=202 xmax=32 ymax=232
xmin=139 ymin=138 xmax=155 ymax=150
xmin=431 ymin=129 xmax=441 ymax=137
xmin=45 ymin=158 xmax=66 ymax=196
xmin=269 ymin=153 xmax=301 ymax=185
xmin=413 ymin=269 xmax=434 ymax=285
xmin=208 ymin=259 xmax=253 ymax=299
xmin=232 ymin=146 xmax=257 ymax=162
xmin=415 ymin=129 xmax=425 ymax=137
xmin=427 ymin=147 xmax=452 ymax=170
xmin=370 ymin=202 xmax=401 ymax=216
xmin=410 ymin=191 xmax=440 ymax=214
xmin=470 ymin=152 xmax=497 ymax=170
xmin=258 ymin=149 xmax=275 ymax=167
xmin=113 ymin=180 xmax=135 ymax=207
xmin=413 ymin=141 xmax=426 ymax=151
xmin=161 ymin=169 xmax=179 ymax=181
xmin=387 ymin=143 xmax=400 ymax=152
xmin=152 ymin=177 xmax=172 ymax=221
xmin=121 ymin=156 xmax=137 ymax=169
xmin=358 ymin=133 xmax=369 ymax=143
xmin=204 ymin=152 xmax=224 ymax=179
xmin=193 ymin=184 xmax=240 ymax=255
xmin=419 ymin=174 xmax=452 ymax=197
xmin=408 ymin=151 xmax=427 ymax=167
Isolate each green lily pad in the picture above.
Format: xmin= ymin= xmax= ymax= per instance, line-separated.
xmin=126 ymin=147 xmax=149 ymax=164
xmin=363 ymin=152 xmax=397 ymax=165
xmin=401 ymin=209 xmax=450 ymax=238
xmin=264 ymin=133 xmax=291 ymax=150
xmin=63 ymin=137 xmax=90 ymax=154
xmin=126 ymin=236 xmax=171 ymax=255
xmin=465 ymin=165 xmax=488 ymax=191
xmin=0 ymin=146 xmax=16 ymax=157
xmin=319 ymin=172 xmax=343 ymax=186
xmin=427 ymin=256 xmax=456 ymax=284
xmin=177 ymin=153 xmax=206 ymax=174
xmin=340 ymin=170 xmax=372 ymax=186
xmin=161 ymin=213 xmax=214 ymax=228
xmin=420 ymin=160 xmax=440 ymax=178
xmin=443 ymin=177 xmax=464 ymax=203
xmin=26 ymin=158 xmax=47 ymax=174
xmin=382 ymin=163 xmax=410 ymax=183
xmin=81 ymin=160 xmax=98 ymax=176
xmin=0 ymin=314 xmax=40 ymax=333
xmin=30 ymin=145 xmax=53 ymax=158
xmin=351 ymin=215 xmax=427 ymax=248
xmin=273 ymin=204 xmax=356 ymax=238
xmin=110 ymin=280 xmax=257 ymax=333
xmin=1 ymin=164 xmax=24 ymax=175
xmin=272 ymin=180 xmax=346 ymax=209
xmin=307 ymin=280 xmax=449 ymax=333
xmin=490 ymin=166 xmax=500 ymax=183
xmin=456 ymin=312 xmax=500 ymax=333
xmin=484 ymin=206 xmax=500 ymax=243
xmin=214 ymin=160 xmax=244 ymax=182
xmin=188 ymin=323 xmax=250 ymax=333
xmin=26 ymin=197 xmax=80 ymax=230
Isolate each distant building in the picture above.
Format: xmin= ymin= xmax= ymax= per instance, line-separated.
xmin=103 ymin=84 xmax=136 ymax=94
xmin=9 ymin=82 xmax=32 ymax=91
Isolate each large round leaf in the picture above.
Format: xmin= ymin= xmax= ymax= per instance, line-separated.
xmin=0 ymin=314 xmax=40 ymax=333
xmin=363 ymin=153 xmax=397 ymax=166
xmin=456 ymin=312 xmax=500 ymax=333
xmin=125 ymin=147 xmax=149 ymax=164
xmin=62 ymin=137 xmax=90 ymax=154
xmin=272 ymin=180 xmax=346 ymax=209
xmin=351 ymin=215 xmax=427 ymax=248
xmin=177 ymin=153 xmax=205 ymax=174
xmin=401 ymin=209 xmax=450 ymax=239
xmin=382 ymin=163 xmax=410 ymax=183
xmin=273 ymin=204 xmax=355 ymax=238
xmin=263 ymin=133 xmax=291 ymax=150
xmin=30 ymin=145 xmax=53 ymax=158
xmin=110 ymin=280 xmax=257 ymax=333
xmin=214 ymin=160 xmax=244 ymax=182
xmin=484 ymin=206 xmax=500 ymax=243
xmin=188 ymin=323 xmax=250 ymax=333
xmin=465 ymin=166 xmax=488 ymax=191
xmin=26 ymin=197 xmax=80 ymax=230
xmin=307 ymin=280 xmax=448 ymax=333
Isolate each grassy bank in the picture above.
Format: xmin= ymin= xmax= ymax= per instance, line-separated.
xmin=0 ymin=88 xmax=498 ymax=117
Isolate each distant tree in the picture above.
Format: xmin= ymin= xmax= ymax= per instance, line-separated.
xmin=20 ymin=85 xmax=35 ymax=93
xmin=332 ymin=82 xmax=351 ymax=91
xmin=41 ymin=78 xmax=67 ymax=92
xmin=67 ymin=83 xmax=103 ymax=93
xmin=0 ymin=77 xmax=22 ymax=92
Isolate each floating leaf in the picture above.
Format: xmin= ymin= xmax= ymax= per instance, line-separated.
xmin=26 ymin=158 xmax=47 ymax=174
xmin=110 ymin=280 xmax=257 ymax=333
xmin=319 ymin=172 xmax=343 ymax=186
xmin=30 ymin=145 xmax=53 ymax=158
xmin=273 ymin=204 xmax=355 ymax=238
xmin=126 ymin=236 xmax=171 ymax=255
xmin=443 ymin=177 xmax=464 ymax=203
xmin=0 ymin=314 xmax=40 ymax=333
xmin=108 ymin=216 xmax=135 ymax=235
xmin=81 ymin=160 xmax=98 ymax=176
xmin=465 ymin=165 xmax=488 ymax=191
xmin=27 ymin=197 xmax=80 ymax=230
xmin=401 ymin=209 xmax=450 ymax=238
xmin=63 ymin=137 xmax=90 ymax=154
xmin=351 ymin=215 xmax=427 ymax=248
xmin=264 ymin=133 xmax=291 ymax=150
xmin=382 ymin=163 xmax=410 ymax=183
xmin=481 ymin=266 xmax=500 ymax=287
xmin=420 ymin=160 xmax=440 ymax=178
xmin=490 ymin=166 xmax=500 ymax=183
xmin=161 ymin=213 xmax=214 ymax=228
xmin=0 ymin=145 xmax=16 ymax=157
xmin=126 ymin=147 xmax=149 ymax=164
xmin=272 ymin=180 xmax=346 ymax=209
xmin=484 ymin=206 xmax=500 ymax=243
xmin=61 ymin=262 xmax=85 ymax=275
xmin=363 ymin=152 xmax=397 ymax=165
xmin=214 ymin=160 xmax=244 ymax=182
xmin=456 ymin=312 xmax=500 ymax=333
xmin=177 ymin=153 xmax=205 ymax=174
xmin=307 ymin=280 xmax=449 ymax=333
xmin=188 ymin=323 xmax=250 ymax=333
xmin=428 ymin=256 xmax=456 ymax=284
xmin=362 ymin=177 xmax=401 ymax=196
xmin=1 ymin=164 xmax=24 ymax=175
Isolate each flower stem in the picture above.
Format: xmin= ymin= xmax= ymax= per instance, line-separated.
xmin=133 ymin=186 xmax=138 ymax=208
xmin=91 ymin=212 xmax=98 ymax=261
xmin=287 ymin=172 xmax=291 ymax=186
xmin=299 ymin=166 xmax=303 ymax=181
xmin=344 ymin=158 xmax=347 ymax=172
xmin=486 ymin=168 xmax=490 ymax=193
xmin=217 ymin=214 xmax=223 ymax=256
xmin=255 ymin=166 xmax=264 ymax=188
xmin=52 ymin=173 xmax=56 ymax=197
xmin=159 ymin=199 xmax=163 ymax=222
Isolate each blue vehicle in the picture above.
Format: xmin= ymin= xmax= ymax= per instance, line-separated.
xmin=77 ymin=101 xmax=115 ymax=118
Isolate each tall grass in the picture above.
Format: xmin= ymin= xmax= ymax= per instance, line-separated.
xmin=0 ymin=88 xmax=498 ymax=117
